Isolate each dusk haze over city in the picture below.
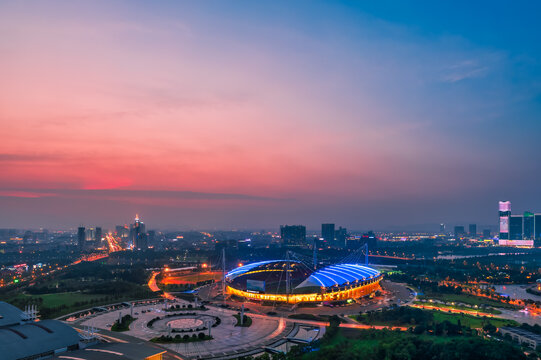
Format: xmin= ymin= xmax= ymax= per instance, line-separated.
xmin=1 ymin=2 xmax=540 ymax=360
xmin=2 ymin=1 xmax=541 ymax=230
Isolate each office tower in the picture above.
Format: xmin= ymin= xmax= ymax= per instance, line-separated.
xmin=280 ymin=225 xmax=306 ymax=246
xmin=439 ymin=223 xmax=445 ymax=233
xmin=535 ymin=214 xmax=541 ymax=246
xmin=523 ymin=212 xmax=534 ymax=240
xmin=85 ymin=228 xmax=95 ymax=242
xmin=468 ymin=224 xmax=477 ymax=237
xmin=77 ymin=227 xmax=85 ymax=250
xmin=131 ymin=214 xmax=147 ymax=250
xmin=321 ymin=223 xmax=335 ymax=245
xmin=509 ymin=215 xmax=523 ymax=240
xmin=335 ymin=227 xmax=347 ymax=248
xmin=454 ymin=226 xmax=465 ymax=238
xmin=499 ymin=201 xmax=511 ymax=240
xmin=147 ymin=230 xmax=156 ymax=247
xmin=95 ymin=227 xmax=102 ymax=242
xmin=482 ymin=229 xmax=491 ymax=239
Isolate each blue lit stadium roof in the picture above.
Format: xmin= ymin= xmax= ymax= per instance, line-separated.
xmin=296 ymin=264 xmax=380 ymax=288
xmin=225 ymin=260 xmax=285 ymax=281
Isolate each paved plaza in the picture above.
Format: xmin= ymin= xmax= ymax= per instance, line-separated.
xmin=65 ymin=281 xmax=413 ymax=359
xmin=77 ymin=299 xmax=306 ymax=359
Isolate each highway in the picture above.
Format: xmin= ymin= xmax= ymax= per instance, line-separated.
xmin=105 ymin=233 xmax=123 ymax=253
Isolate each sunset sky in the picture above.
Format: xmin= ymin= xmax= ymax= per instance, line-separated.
xmin=1 ymin=1 xmax=540 ymax=230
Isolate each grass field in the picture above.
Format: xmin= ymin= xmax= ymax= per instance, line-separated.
xmin=419 ymin=293 xmax=518 ymax=309
xmin=300 ymin=327 xmax=527 ymax=360
xmin=413 ymin=301 xmax=502 ymax=314
xmin=12 ymin=292 xmax=106 ymax=308
xmin=430 ymin=310 xmax=519 ymax=328
xmin=1 ymin=289 xmax=157 ymax=319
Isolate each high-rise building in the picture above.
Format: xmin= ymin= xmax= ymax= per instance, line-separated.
xmin=147 ymin=230 xmax=156 ymax=247
xmin=454 ymin=226 xmax=465 ymax=238
xmin=509 ymin=215 xmax=523 ymax=240
xmin=535 ymin=214 xmax=541 ymax=246
xmin=130 ymin=214 xmax=147 ymax=250
xmin=77 ymin=226 xmax=85 ymax=250
xmin=468 ymin=224 xmax=477 ymax=237
xmin=85 ymin=228 xmax=95 ymax=242
xmin=95 ymin=227 xmax=102 ymax=243
xmin=482 ymin=229 xmax=491 ymax=239
xmin=280 ymin=225 xmax=306 ymax=246
xmin=439 ymin=223 xmax=446 ymax=234
xmin=523 ymin=212 xmax=534 ymax=240
xmin=499 ymin=201 xmax=511 ymax=240
xmin=321 ymin=223 xmax=335 ymax=245
xmin=335 ymin=227 xmax=347 ymax=248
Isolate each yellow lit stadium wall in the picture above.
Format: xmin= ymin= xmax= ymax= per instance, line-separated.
xmin=226 ymin=276 xmax=382 ymax=304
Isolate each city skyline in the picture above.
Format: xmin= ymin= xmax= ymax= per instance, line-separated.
xmin=1 ymin=1 xmax=541 ymax=229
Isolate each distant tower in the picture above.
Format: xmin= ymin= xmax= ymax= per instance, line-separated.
xmin=499 ymin=201 xmax=511 ymax=240
xmin=95 ymin=227 xmax=102 ymax=244
xmin=439 ymin=223 xmax=445 ymax=234
xmin=280 ymin=225 xmax=306 ymax=247
xmin=468 ymin=224 xmax=477 ymax=237
xmin=131 ymin=214 xmax=147 ymax=250
xmin=77 ymin=227 xmax=86 ymax=250
xmin=523 ymin=212 xmax=534 ymax=240
xmin=321 ymin=223 xmax=335 ymax=245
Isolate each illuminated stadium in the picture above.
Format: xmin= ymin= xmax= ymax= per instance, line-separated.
xmin=225 ymin=260 xmax=382 ymax=304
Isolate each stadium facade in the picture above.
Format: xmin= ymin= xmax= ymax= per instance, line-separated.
xmin=225 ymin=260 xmax=382 ymax=304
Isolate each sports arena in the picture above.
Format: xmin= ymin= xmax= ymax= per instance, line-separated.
xmin=225 ymin=260 xmax=382 ymax=304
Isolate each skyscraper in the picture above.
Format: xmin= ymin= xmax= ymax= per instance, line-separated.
xmin=321 ymin=223 xmax=335 ymax=245
xmin=468 ymin=224 xmax=477 ymax=237
xmin=335 ymin=226 xmax=347 ymax=248
xmin=85 ymin=227 xmax=95 ymax=242
xmin=454 ymin=226 xmax=465 ymax=238
xmin=95 ymin=227 xmax=102 ymax=243
xmin=439 ymin=223 xmax=445 ymax=234
xmin=280 ymin=225 xmax=306 ymax=246
xmin=523 ymin=212 xmax=534 ymax=240
xmin=147 ymin=230 xmax=156 ymax=247
xmin=509 ymin=215 xmax=523 ymax=240
xmin=77 ymin=226 xmax=85 ymax=250
xmin=130 ymin=214 xmax=147 ymax=250
xmin=535 ymin=214 xmax=541 ymax=247
xmin=499 ymin=201 xmax=511 ymax=240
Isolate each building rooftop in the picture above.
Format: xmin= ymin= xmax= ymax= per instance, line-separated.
xmin=0 ymin=301 xmax=25 ymax=327
xmin=0 ymin=319 xmax=80 ymax=360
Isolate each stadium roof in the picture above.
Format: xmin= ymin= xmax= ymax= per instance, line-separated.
xmin=0 ymin=319 xmax=80 ymax=360
xmin=225 ymin=260 xmax=299 ymax=281
xmin=296 ymin=264 xmax=381 ymax=288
